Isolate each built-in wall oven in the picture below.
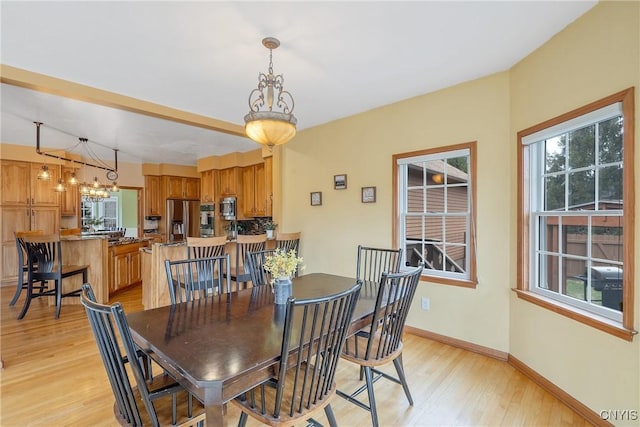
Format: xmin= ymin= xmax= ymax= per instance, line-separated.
xmin=200 ymin=203 xmax=215 ymax=236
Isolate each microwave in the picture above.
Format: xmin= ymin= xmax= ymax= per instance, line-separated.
xmin=220 ymin=196 xmax=236 ymax=220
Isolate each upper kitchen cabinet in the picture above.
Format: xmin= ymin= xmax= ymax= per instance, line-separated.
xmin=61 ymin=167 xmax=78 ymax=216
xmin=218 ymin=167 xmax=239 ymax=196
xmin=1 ymin=160 xmax=60 ymax=206
xmin=164 ymin=176 xmax=200 ymax=199
xmin=144 ymin=175 xmax=162 ymax=217
xmin=201 ymin=169 xmax=215 ymax=202
xmin=242 ymin=162 xmax=272 ymax=217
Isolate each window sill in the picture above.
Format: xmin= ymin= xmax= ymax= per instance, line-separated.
xmin=512 ymin=289 xmax=637 ymax=341
xmin=421 ymin=275 xmax=477 ymax=289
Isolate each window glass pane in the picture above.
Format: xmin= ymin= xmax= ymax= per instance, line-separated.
xmin=563 ymin=217 xmax=589 ymax=258
xmin=598 ymin=116 xmax=623 ymax=164
xmin=540 ymin=216 xmax=560 ymax=255
xmin=545 ymin=175 xmax=565 ymax=211
xmin=425 ymin=241 xmax=444 ymax=271
xmin=538 ymin=254 xmax=558 ymax=292
xmin=405 ymin=216 xmax=423 ymax=240
xmin=568 ymin=170 xmax=595 ymax=208
xmin=598 ymin=165 xmax=623 ymax=202
xmin=446 ymin=156 xmax=469 ymax=184
xmin=568 ymin=125 xmax=595 ymax=169
xmin=591 ymin=262 xmax=623 ymax=312
xmin=563 ymin=257 xmax=588 ymax=302
xmin=425 ymin=216 xmax=442 ymax=241
xmin=443 ymin=243 xmax=465 ymax=273
xmin=446 ymin=185 xmax=468 ymax=213
xmin=545 ymin=136 xmax=565 ymax=173
xmin=591 ymin=223 xmax=623 ymax=264
xmin=425 ymin=188 xmax=443 ymax=213
xmin=407 ymin=188 xmax=424 ymax=213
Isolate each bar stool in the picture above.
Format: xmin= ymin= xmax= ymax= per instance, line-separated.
xmin=9 ymin=230 xmax=46 ymax=307
xmin=229 ymin=234 xmax=266 ymax=291
xmin=275 ymin=231 xmax=301 ymax=256
xmin=19 ymin=234 xmax=89 ymax=319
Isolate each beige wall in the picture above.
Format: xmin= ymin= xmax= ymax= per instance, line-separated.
xmin=280 ymin=0 xmax=639 ymax=417
xmin=281 ymin=71 xmax=513 ymax=352
xmin=509 ymin=1 xmax=639 ymax=419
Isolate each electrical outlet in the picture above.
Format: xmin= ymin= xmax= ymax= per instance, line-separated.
xmin=421 ymin=297 xmax=430 ymax=311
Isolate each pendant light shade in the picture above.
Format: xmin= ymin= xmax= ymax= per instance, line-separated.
xmin=244 ymin=37 xmax=297 ymax=148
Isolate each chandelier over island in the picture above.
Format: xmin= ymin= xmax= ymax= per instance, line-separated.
xmin=34 ymin=122 xmax=119 ymax=201
xmin=244 ymin=37 xmax=297 ymax=148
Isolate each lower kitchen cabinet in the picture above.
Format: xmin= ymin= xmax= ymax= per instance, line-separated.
xmin=109 ymin=241 xmax=149 ymax=294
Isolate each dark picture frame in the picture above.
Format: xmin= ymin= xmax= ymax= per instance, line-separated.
xmin=361 ymin=186 xmax=376 ymax=203
xmin=334 ymin=174 xmax=347 ymax=190
xmin=310 ymin=191 xmax=322 ymax=206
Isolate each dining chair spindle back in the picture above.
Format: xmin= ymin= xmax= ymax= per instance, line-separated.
xmin=186 ymin=236 xmax=227 ymax=259
xmin=275 ymin=231 xmax=301 ymax=256
xmin=245 ymin=249 xmax=276 ymax=287
xmin=337 ymin=266 xmax=423 ymax=427
xmin=165 ymin=254 xmax=231 ymax=304
xmin=232 ymin=281 xmax=363 ymax=427
xmin=80 ymin=284 xmax=206 ymax=427
xmin=356 ymin=245 xmax=403 ymax=283
xmin=229 ymin=234 xmax=266 ymax=291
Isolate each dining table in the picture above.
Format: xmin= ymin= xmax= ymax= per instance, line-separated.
xmin=126 ymin=273 xmax=379 ymax=427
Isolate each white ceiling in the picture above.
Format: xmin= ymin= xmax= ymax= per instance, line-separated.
xmin=1 ymin=1 xmax=596 ymax=166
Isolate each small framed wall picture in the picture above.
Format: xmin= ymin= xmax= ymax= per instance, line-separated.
xmin=310 ymin=191 xmax=322 ymax=206
xmin=334 ymin=174 xmax=347 ymax=190
xmin=361 ymin=186 xmax=376 ymax=203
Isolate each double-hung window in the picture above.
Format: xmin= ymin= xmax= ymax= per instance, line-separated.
xmin=517 ymin=88 xmax=635 ymax=339
xmin=394 ymin=142 xmax=477 ymax=287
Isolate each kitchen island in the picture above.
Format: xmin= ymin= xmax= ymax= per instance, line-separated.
xmin=58 ymin=235 xmax=109 ymax=304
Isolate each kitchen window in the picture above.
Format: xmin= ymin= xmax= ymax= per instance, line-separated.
xmin=394 ymin=141 xmax=477 ymax=287
xmin=516 ymin=88 xmax=635 ymax=339
xmin=82 ymin=197 xmax=119 ymax=230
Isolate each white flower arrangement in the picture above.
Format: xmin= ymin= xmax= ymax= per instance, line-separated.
xmin=263 ymin=248 xmax=304 ymax=285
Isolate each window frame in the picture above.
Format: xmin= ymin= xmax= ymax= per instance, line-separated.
xmin=393 ymin=141 xmax=477 ymax=288
xmin=516 ymin=87 xmax=636 ymax=340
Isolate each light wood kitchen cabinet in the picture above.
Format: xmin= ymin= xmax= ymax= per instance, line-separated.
xmin=1 ymin=160 xmax=60 ymax=206
xmin=29 ymin=163 xmax=60 ymax=206
xmin=109 ymin=241 xmax=148 ymax=294
xmin=218 ymin=167 xmax=239 ymax=196
xmin=165 ymin=176 xmax=200 ymax=199
xmin=242 ymin=163 xmax=267 ymax=217
xmin=144 ymin=176 xmax=162 ymax=216
xmin=61 ymin=167 xmax=78 ymax=216
xmin=201 ymin=169 xmax=215 ymax=202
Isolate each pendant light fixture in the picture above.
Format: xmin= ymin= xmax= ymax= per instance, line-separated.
xmin=244 ymin=37 xmax=297 ymax=148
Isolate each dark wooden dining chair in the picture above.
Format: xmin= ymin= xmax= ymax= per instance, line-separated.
xmin=231 ymin=281 xmax=362 ymax=427
xmin=186 ymin=236 xmax=226 ymax=259
xmin=229 ymin=234 xmax=267 ymax=291
xmin=9 ymin=230 xmax=46 ymax=307
xmin=165 ymin=254 xmax=231 ymax=304
xmin=18 ymin=234 xmax=88 ymax=319
xmin=80 ymin=284 xmax=206 ymax=427
xmin=245 ymin=249 xmax=276 ymax=287
xmin=336 ymin=266 xmax=423 ymax=427
xmin=356 ymin=245 xmax=403 ymax=283
xmin=275 ymin=231 xmax=301 ymax=256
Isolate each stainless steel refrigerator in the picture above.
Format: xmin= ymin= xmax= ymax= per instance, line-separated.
xmin=166 ymin=199 xmax=200 ymax=242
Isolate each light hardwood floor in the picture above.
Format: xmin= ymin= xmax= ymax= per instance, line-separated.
xmin=1 ymin=283 xmax=590 ymax=426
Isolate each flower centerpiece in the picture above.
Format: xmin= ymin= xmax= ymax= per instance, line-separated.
xmin=263 ymin=248 xmax=304 ymax=304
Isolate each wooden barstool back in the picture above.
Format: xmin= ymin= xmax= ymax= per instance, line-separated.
xmin=275 ymin=231 xmax=301 ymax=256
xmin=19 ymin=234 xmax=88 ymax=319
xmin=186 ymin=236 xmax=226 ymax=259
xmin=9 ymin=230 xmax=46 ymax=307
xmin=231 ymin=234 xmax=266 ymax=291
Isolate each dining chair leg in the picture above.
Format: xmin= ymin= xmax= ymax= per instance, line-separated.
xmin=363 ymin=366 xmax=380 ymax=427
xmin=238 ymin=411 xmax=248 ymax=427
xmin=393 ymin=355 xmax=414 ymax=405
xmin=324 ymin=404 xmax=338 ymax=427
xmin=55 ymin=280 xmax=63 ymax=319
